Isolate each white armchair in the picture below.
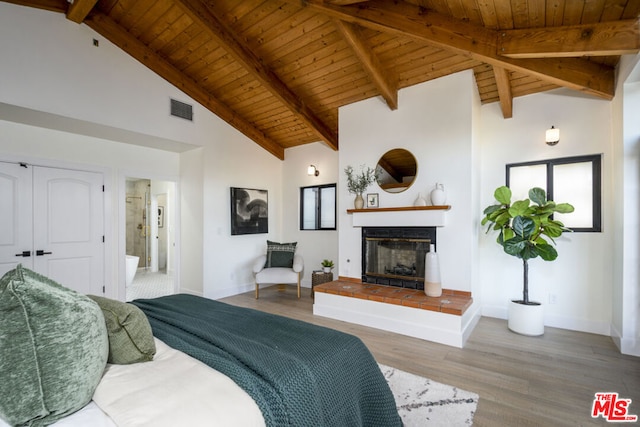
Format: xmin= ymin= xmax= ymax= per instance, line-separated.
xmin=252 ymin=253 xmax=304 ymax=299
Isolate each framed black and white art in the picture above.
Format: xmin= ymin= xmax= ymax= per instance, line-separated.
xmin=230 ymin=187 xmax=268 ymax=235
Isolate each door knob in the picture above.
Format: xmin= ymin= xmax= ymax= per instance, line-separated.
xmin=36 ymin=250 xmax=53 ymax=256
xmin=15 ymin=251 xmax=31 ymax=257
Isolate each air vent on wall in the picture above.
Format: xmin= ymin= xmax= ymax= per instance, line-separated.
xmin=170 ymin=98 xmax=193 ymax=121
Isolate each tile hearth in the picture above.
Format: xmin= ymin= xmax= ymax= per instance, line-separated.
xmin=314 ymin=280 xmax=472 ymax=315
xmin=313 ymin=279 xmax=479 ymax=348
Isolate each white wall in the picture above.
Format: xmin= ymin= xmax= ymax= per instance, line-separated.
xmin=615 ymin=52 xmax=640 ymax=355
xmin=0 ymin=2 xmax=210 ymax=299
xmin=0 ymin=3 xmax=337 ymax=301
xmin=200 ymin=132 xmax=341 ymax=299
xmin=199 ymin=116 xmax=285 ymax=300
xmin=338 ymin=71 xmax=478 ymax=293
xmin=479 ymin=90 xmax=614 ymax=335
xmin=337 ymin=68 xmax=623 ymax=338
xmin=0 ymin=119 xmax=180 ymax=300
xmin=0 ymin=3 xmax=290 ymax=301
xmin=620 ymin=80 xmax=640 ymax=354
xmin=0 ymin=3 xmax=203 ymax=150
xmin=179 ymin=148 xmax=204 ymax=296
xmin=283 ymin=143 xmax=339 ymax=285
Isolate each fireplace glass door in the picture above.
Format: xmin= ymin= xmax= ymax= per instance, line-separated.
xmin=362 ymin=227 xmax=436 ymax=290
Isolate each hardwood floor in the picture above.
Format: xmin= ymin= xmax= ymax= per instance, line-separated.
xmin=219 ymin=285 xmax=640 ymax=426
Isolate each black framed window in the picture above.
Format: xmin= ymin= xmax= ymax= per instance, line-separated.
xmin=300 ymin=184 xmax=336 ymax=230
xmin=506 ymin=154 xmax=602 ymax=232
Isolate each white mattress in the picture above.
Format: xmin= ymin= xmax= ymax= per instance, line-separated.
xmin=1 ymin=339 xmax=265 ymax=427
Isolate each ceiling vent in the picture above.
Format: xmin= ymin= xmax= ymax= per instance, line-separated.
xmin=170 ymin=99 xmax=193 ymax=121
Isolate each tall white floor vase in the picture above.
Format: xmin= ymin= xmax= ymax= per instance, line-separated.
xmin=424 ymin=244 xmax=442 ymax=297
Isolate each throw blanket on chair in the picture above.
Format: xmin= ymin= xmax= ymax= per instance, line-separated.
xmin=133 ymin=294 xmax=401 ymax=427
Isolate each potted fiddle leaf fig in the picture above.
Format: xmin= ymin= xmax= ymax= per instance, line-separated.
xmin=481 ymin=186 xmax=574 ymax=336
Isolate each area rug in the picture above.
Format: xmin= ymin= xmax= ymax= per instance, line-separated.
xmin=379 ymin=364 xmax=478 ymax=426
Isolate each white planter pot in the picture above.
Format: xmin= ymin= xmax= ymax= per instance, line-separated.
xmin=508 ymin=300 xmax=544 ymax=336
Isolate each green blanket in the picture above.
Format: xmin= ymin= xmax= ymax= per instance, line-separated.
xmin=132 ymin=294 xmax=401 ymax=427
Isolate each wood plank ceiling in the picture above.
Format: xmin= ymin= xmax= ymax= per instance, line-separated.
xmin=5 ymin=0 xmax=640 ymax=159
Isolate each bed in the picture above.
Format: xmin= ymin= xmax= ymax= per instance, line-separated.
xmin=0 ymin=266 xmax=401 ymax=427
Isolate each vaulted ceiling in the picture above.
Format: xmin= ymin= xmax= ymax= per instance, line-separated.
xmin=5 ymin=0 xmax=639 ymax=159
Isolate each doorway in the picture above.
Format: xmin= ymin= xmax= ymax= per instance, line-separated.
xmin=125 ymin=177 xmax=177 ymax=301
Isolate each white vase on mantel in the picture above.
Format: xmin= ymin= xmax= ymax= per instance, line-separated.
xmin=424 ymin=244 xmax=442 ymax=297
xmin=413 ymin=193 xmax=427 ymax=206
xmin=430 ymin=183 xmax=446 ymax=206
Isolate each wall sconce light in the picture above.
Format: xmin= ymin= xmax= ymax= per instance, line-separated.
xmin=545 ymin=126 xmax=560 ymax=146
xmin=307 ymin=165 xmax=319 ymax=176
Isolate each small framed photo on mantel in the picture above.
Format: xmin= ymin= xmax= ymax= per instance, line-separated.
xmin=367 ymin=193 xmax=379 ymax=208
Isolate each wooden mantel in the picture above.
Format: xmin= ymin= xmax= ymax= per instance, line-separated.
xmin=346 ymin=205 xmax=451 ymax=214
xmin=347 ymin=205 xmax=451 ymax=227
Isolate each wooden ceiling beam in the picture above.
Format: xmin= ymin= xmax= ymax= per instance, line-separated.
xmin=334 ymin=20 xmax=398 ymax=110
xmin=327 ymin=1 xmax=372 ymax=6
xmin=85 ymin=12 xmax=285 ymax=160
xmin=492 ymin=66 xmax=513 ymax=119
xmin=66 ymin=0 xmax=97 ymax=24
xmin=300 ymin=0 xmax=615 ymax=100
xmin=1 ymin=0 xmax=66 ymax=13
xmin=498 ymin=19 xmax=640 ymax=58
xmin=173 ymin=0 xmax=338 ymax=151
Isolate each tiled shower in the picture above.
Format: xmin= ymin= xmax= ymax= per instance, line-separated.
xmin=126 ymin=179 xmax=151 ymax=269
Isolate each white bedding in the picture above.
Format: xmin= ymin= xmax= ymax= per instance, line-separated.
xmin=1 ymin=339 xmax=265 ymax=427
xmin=93 ymin=338 xmax=265 ymax=426
xmin=0 ymin=402 xmax=116 ymax=427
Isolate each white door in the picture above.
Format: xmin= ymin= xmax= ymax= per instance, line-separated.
xmin=33 ymin=166 xmax=104 ymax=295
xmin=0 ymin=162 xmax=34 ymax=277
xmin=0 ymin=162 xmax=104 ymax=295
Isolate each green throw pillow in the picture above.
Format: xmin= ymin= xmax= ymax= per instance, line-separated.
xmin=88 ymin=295 xmax=156 ymax=364
xmin=0 ymin=265 xmax=108 ymax=427
xmin=264 ymin=240 xmax=297 ymax=268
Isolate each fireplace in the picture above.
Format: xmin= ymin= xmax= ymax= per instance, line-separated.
xmin=362 ymin=227 xmax=436 ymax=291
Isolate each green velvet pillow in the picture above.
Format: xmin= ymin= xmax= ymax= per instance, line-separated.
xmin=88 ymin=295 xmax=156 ymax=364
xmin=264 ymin=240 xmax=297 ymax=268
xmin=0 ymin=265 xmax=108 ymax=427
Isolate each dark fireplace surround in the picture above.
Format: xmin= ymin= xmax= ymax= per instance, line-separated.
xmin=361 ymin=227 xmax=437 ymax=291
